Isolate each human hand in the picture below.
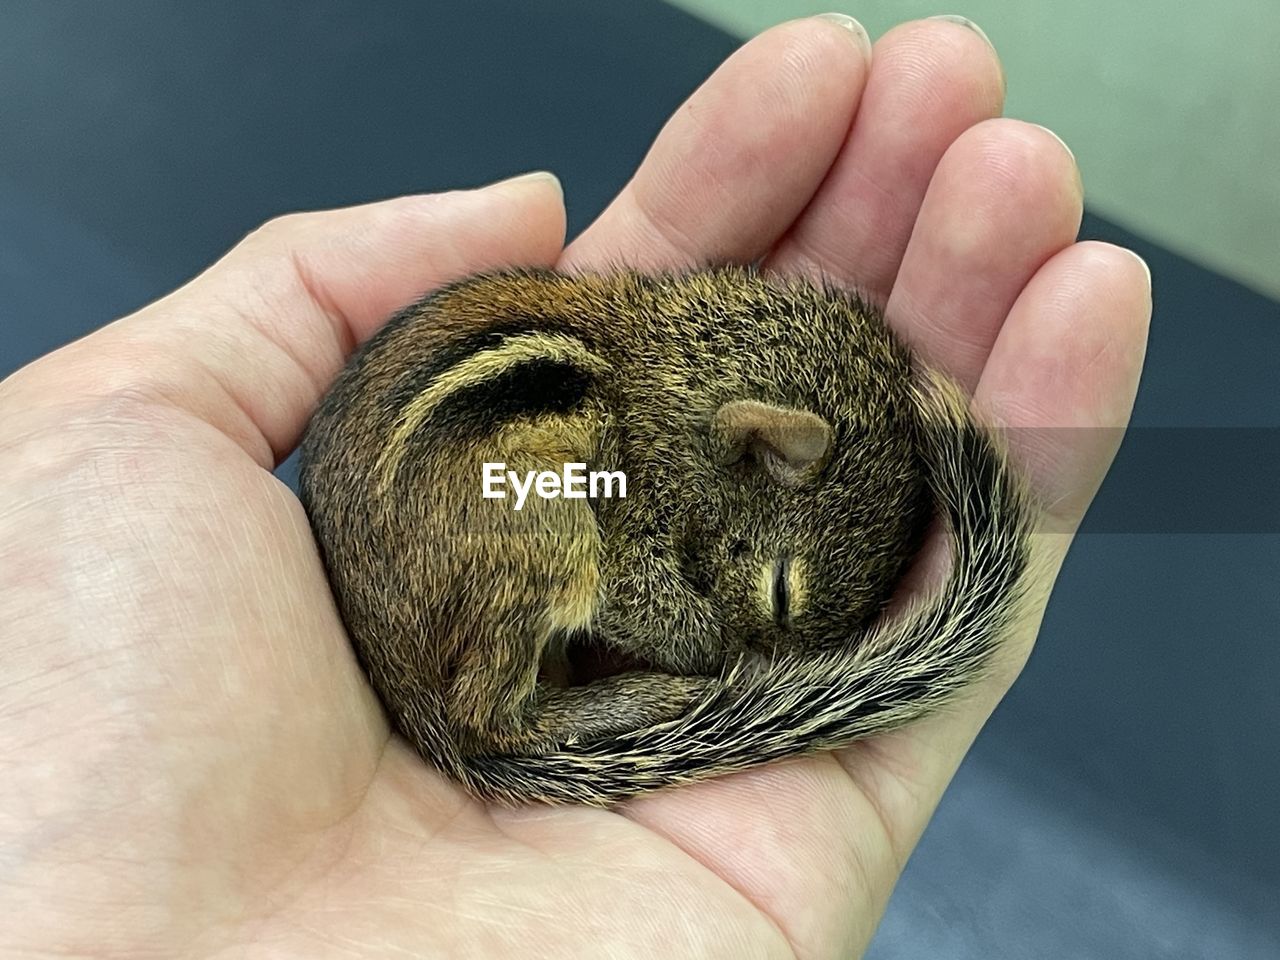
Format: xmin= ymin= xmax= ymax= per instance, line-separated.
xmin=0 ymin=15 xmax=1149 ymax=959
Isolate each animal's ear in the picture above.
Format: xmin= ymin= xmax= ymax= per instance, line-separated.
xmin=712 ymin=400 xmax=832 ymax=486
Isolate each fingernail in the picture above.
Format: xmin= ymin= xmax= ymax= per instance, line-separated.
xmin=928 ymin=14 xmax=994 ymax=51
xmin=1030 ymin=123 xmax=1076 ymax=165
xmin=929 ymin=15 xmax=1003 ymax=97
xmin=1123 ymin=248 xmax=1153 ymax=291
xmin=489 ymin=170 xmax=563 ymax=200
xmin=814 ymin=13 xmax=873 ymax=61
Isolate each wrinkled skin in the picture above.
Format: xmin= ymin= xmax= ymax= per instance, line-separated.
xmin=0 ymin=16 xmax=1148 ymax=960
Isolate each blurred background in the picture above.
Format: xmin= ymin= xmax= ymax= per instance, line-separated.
xmin=1 ymin=2 xmax=1276 ymax=957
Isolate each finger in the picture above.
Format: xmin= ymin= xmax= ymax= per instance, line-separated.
xmin=766 ymin=17 xmax=1005 ymax=300
xmin=9 ymin=173 xmax=567 ymax=467
xmin=560 ymin=15 xmax=872 ymax=271
xmin=977 ymin=240 xmax=1153 ymax=526
xmin=836 ymin=239 xmax=1152 ymax=864
xmin=884 ymin=118 xmax=1083 ymax=390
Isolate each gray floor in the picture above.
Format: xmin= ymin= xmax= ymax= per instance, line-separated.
xmin=2 ymin=2 xmax=1277 ymax=957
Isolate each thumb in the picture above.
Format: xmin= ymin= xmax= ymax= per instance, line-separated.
xmin=5 ymin=172 xmax=567 ymax=468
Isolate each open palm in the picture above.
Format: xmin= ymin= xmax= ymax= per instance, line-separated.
xmin=0 ymin=16 xmax=1149 ymax=959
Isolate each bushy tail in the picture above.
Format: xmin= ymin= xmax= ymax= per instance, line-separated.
xmin=454 ymin=372 xmax=1037 ymax=805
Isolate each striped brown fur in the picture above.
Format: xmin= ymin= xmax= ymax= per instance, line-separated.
xmin=299 ymin=267 xmax=1035 ymax=804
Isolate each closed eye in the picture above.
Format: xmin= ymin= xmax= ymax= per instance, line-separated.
xmin=772 ymin=556 xmax=791 ymax=627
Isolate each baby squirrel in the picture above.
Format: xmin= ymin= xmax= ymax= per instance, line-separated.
xmin=299 ymin=267 xmax=1034 ymax=805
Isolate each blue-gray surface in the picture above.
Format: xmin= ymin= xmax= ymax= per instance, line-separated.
xmin=2 ymin=2 xmax=1276 ymax=956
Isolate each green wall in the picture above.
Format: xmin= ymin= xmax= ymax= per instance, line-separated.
xmin=666 ymin=0 xmax=1280 ymax=298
